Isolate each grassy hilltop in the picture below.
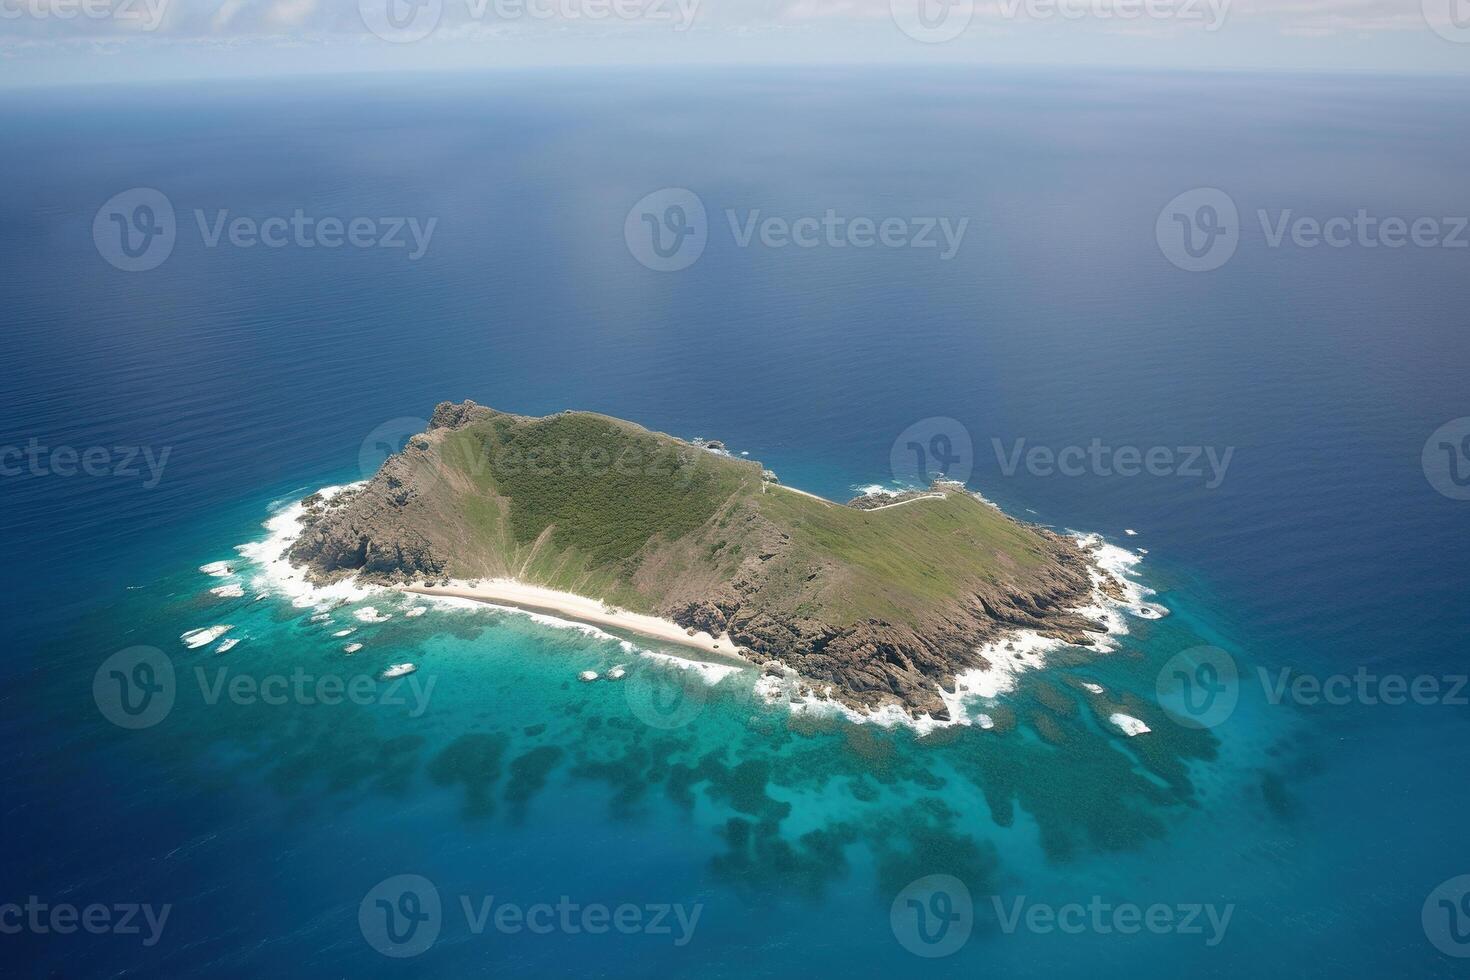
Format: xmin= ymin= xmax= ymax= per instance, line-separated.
xmin=289 ymin=402 xmax=1105 ymax=716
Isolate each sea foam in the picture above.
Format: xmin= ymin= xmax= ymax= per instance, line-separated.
xmin=235 ymin=483 xmax=377 ymax=611
xmin=181 ymin=625 xmax=232 ymax=649
xmin=765 ymin=527 xmax=1169 ymax=733
xmin=225 ymin=481 xmax=1164 ymax=732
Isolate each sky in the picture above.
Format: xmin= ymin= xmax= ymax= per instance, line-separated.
xmin=0 ymin=0 xmax=1467 ymax=86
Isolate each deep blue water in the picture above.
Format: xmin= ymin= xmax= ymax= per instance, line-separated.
xmin=3 ymin=68 xmax=1469 ymax=977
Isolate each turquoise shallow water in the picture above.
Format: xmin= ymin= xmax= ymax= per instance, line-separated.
xmin=4 ymin=68 xmax=1469 ymax=977
xmin=4 ymin=478 xmax=1326 ymax=976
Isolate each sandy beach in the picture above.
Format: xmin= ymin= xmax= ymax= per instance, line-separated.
xmin=400 ymin=579 xmax=750 ymax=666
xmin=771 ymin=484 xmax=834 ymax=505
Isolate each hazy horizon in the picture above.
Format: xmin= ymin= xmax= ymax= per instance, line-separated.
xmin=2 ymin=0 xmax=1468 ymax=88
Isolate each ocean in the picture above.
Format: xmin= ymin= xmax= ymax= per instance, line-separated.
xmin=3 ymin=67 xmax=1469 ymax=977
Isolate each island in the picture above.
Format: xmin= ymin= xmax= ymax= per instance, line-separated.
xmin=287 ymin=401 xmax=1123 ymax=720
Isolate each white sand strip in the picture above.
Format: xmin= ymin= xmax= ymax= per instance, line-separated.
xmin=772 ymin=484 xmax=834 ymax=506
xmin=400 ymin=579 xmax=746 ymax=663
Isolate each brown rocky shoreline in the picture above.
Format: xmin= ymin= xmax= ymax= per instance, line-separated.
xmin=286 ymin=401 xmax=1129 ymax=720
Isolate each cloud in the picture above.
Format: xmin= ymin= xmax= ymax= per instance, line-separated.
xmin=0 ymin=0 xmax=1442 ymax=40
xmin=267 ymin=0 xmax=318 ymax=25
xmin=210 ymin=0 xmax=248 ymax=30
xmin=1231 ymin=0 xmax=1428 ymax=34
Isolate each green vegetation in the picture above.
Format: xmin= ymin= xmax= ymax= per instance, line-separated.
xmin=468 ymin=414 xmax=749 ymax=564
xmin=289 ymin=401 xmax=1106 ymax=712
xmin=756 ymin=485 xmax=1053 ymax=623
xmin=430 ymin=411 xmax=759 ymax=610
xmin=409 ymin=405 xmax=1070 ymax=634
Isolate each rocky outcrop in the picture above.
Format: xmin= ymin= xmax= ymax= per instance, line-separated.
xmin=287 ymin=443 xmax=450 ymax=582
xmin=667 ymin=524 xmax=1102 ymax=719
xmin=289 ymin=401 xmax=502 ymax=581
xmin=429 ymin=399 xmax=494 ymax=431
xmin=846 ymin=488 xmax=925 ymax=510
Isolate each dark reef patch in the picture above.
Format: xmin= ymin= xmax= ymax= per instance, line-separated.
xmin=428 ymin=732 xmax=509 ymax=819
xmin=505 ymin=745 xmax=564 ymax=821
